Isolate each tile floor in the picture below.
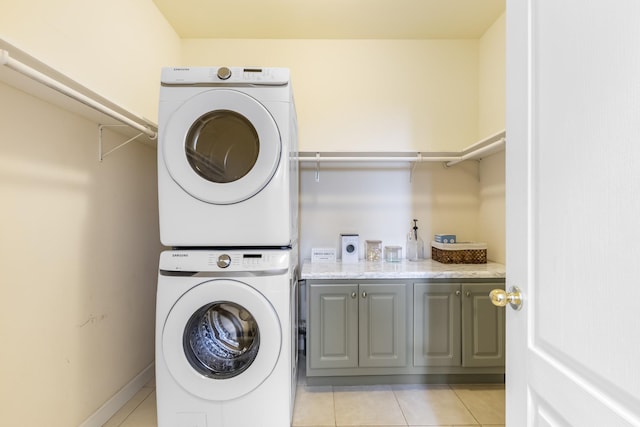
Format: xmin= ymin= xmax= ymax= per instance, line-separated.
xmin=105 ymin=359 xmax=505 ymax=427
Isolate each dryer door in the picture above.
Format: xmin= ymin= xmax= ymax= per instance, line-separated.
xmin=162 ymin=89 xmax=281 ymax=205
xmin=162 ymin=279 xmax=281 ymax=401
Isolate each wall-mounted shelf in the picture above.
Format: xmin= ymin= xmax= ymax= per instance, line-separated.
xmin=0 ymin=39 xmax=157 ymax=161
xmin=297 ymin=130 xmax=505 ymax=181
xmin=297 ymin=130 xmax=505 ymax=165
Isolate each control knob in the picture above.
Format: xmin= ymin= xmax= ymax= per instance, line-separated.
xmin=217 ymin=254 xmax=231 ymax=268
xmin=217 ymin=67 xmax=232 ymax=80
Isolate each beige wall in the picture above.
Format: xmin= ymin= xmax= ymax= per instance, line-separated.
xmin=181 ymin=39 xmax=486 ymax=259
xmin=0 ymin=82 xmax=159 ymax=426
xmin=0 ymin=1 xmax=179 ymax=426
xmin=0 ymin=0 xmax=180 ymax=121
xmin=0 ymin=3 xmax=505 ymax=425
xmin=182 ymin=39 xmax=479 ymax=152
xmin=478 ymin=13 xmax=506 ymax=263
xmin=181 ymin=36 xmax=505 ymax=261
xmin=478 ymin=12 xmax=506 ymax=137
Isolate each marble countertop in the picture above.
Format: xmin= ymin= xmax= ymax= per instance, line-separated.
xmin=301 ymin=259 xmax=506 ymax=280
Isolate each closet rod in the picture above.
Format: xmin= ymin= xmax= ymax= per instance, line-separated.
xmin=0 ymin=49 xmax=157 ymax=139
xmin=296 ymin=154 xmax=459 ymax=162
xmin=444 ymin=138 xmax=505 ymax=167
xmin=297 ymin=130 xmax=506 ymax=165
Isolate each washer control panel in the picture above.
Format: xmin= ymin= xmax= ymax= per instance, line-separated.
xmin=160 ymin=250 xmax=290 ymax=272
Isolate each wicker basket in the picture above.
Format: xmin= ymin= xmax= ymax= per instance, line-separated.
xmin=431 ymin=241 xmax=487 ymax=264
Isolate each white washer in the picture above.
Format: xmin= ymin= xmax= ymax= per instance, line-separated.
xmin=158 ymin=66 xmax=298 ymax=247
xmin=156 ymin=249 xmax=299 ymax=427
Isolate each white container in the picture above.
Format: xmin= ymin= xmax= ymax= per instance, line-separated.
xmin=341 ymin=234 xmax=359 ymax=263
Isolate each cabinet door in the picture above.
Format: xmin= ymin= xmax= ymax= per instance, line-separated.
xmin=461 ymin=283 xmax=505 ymax=367
xmin=308 ymin=283 xmax=358 ymax=369
xmin=358 ymin=283 xmax=407 ymax=368
xmin=413 ymin=283 xmax=461 ymax=366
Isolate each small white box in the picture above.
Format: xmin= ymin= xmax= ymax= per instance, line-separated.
xmin=311 ymin=248 xmax=337 ymax=263
xmin=341 ymin=234 xmax=359 ymax=263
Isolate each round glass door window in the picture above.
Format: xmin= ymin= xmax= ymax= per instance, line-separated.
xmin=184 ymin=301 xmax=260 ymax=379
xmin=185 ymin=110 xmax=260 ymax=184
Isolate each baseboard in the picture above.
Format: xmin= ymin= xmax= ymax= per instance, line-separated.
xmin=79 ymin=362 xmax=155 ymax=427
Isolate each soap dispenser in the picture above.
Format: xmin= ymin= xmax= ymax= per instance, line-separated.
xmin=406 ymin=219 xmax=424 ymax=261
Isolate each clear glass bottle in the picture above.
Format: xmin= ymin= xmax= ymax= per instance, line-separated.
xmin=406 ymin=219 xmax=424 ymax=261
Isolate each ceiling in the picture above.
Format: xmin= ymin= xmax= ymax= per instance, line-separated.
xmin=152 ymin=0 xmax=505 ymax=39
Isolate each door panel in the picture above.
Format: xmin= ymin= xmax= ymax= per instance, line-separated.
xmin=308 ymin=283 xmax=358 ymax=369
xmin=507 ymin=0 xmax=640 ymax=424
xmin=413 ymin=283 xmax=461 ymax=367
xmin=359 ymin=283 xmax=407 ymax=368
xmin=462 ymin=283 xmax=504 ymax=367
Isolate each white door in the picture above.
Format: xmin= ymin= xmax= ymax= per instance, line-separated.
xmin=506 ymin=0 xmax=640 ymax=425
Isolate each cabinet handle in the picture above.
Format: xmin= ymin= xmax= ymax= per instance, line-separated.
xmin=455 ymin=290 xmax=461 ymax=296
xmin=351 ymin=292 xmax=357 ymax=299
xmin=362 ymin=291 xmax=367 ymax=298
xmin=465 ymin=290 xmax=471 ymax=297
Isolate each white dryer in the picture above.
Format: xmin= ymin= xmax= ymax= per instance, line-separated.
xmin=155 ymin=249 xmax=299 ymax=427
xmin=157 ymin=66 xmax=298 ymax=247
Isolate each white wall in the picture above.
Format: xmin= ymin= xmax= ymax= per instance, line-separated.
xmin=0 ymin=1 xmax=180 ymax=425
xmin=300 ymin=161 xmax=480 ymax=261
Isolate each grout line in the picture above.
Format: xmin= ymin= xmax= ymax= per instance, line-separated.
xmin=390 ymin=386 xmax=409 ymax=427
xmin=330 ymin=385 xmax=337 ymax=427
xmin=449 ymin=384 xmax=481 ymax=426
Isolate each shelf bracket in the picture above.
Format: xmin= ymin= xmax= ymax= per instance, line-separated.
xmin=98 ymin=124 xmax=146 ymax=161
xmin=410 ymin=152 xmax=422 ymax=183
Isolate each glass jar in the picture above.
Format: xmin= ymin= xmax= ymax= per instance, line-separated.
xmin=365 ymin=240 xmax=382 ymax=261
xmin=384 ymin=245 xmax=402 ymax=262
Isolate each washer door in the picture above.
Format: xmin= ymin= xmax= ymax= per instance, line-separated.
xmin=162 ymin=89 xmax=281 ymax=205
xmin=162 ymin=279 xmax=281 ymax=401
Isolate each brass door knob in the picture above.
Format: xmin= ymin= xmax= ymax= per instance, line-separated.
xmin=490 ymin=286 xmax=523 ymax=310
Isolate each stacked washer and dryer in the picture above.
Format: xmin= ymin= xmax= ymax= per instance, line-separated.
xmin=155 ymin=66 xmax=299 ymax=427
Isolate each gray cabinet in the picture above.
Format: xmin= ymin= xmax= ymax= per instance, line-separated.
xmin=308 ymin=283 xmax=358 ymax=369
xmin=413 ymin=282 xmax=505 ymax=368
xmin=306 ymin=278 xmax=505 ymax=383
xmin=308 ymin=282 xmax=407 ymax=370
xmin=461 ymin=283 xmax=505 ymax=367
xmin=413 ymin=283 xmax=461 ymax=366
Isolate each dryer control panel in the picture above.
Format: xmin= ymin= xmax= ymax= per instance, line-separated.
xmin=160 ymin=249 xmax=291 ymax=273
xmin=161 ymin=66 xmax=290 ymax=86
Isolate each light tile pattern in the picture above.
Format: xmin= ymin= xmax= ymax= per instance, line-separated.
xmin=105 ymin=382 xmax=504 ymax=426
xmin=105 ymin=365 xmax=504 ymax=427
